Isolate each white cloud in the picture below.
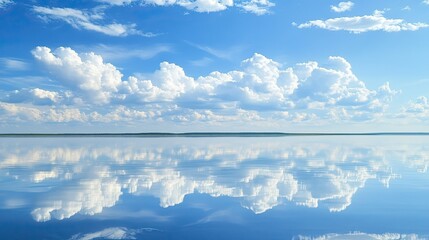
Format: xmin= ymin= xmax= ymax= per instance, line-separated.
xmin=4 ymin=88 xmax=61 ymax=105
xmin=143 ymin=0 xmax=234 ymax=12
xmin=0 ymin=102 xmax=89 ymax=122
xmin=0 ymin=102 xmax=44 ymax=121
xmin=48 ymin=108 xmax=90 ymax=122
xmin=0 ymin=101 xmax=154 ymax=123
xmin=297 ymin=10 xmax=429 ymax=33
xmin=397 ymin=96 xmax=429 ymax=121
xmin=0 ymin=46 xmax=399 ymax=125
xmin=405 ymin=96 xmax=429 ymax=113
xmin=32 ymin=46 xmax=124 ymax=104
xmin=424 ymin=0 xmax=429 ymax=5
xmin=30 ymin=46 xmax=395 ymax=124
xmin=33 ymin=6 xmax=153 ymax=37
xmin=93 ymin=105 xmax=149 ymax=122
xmin=236 ymin=0 xmax=275 ymax=15
xmin=331 ymin=1 xmax=354 ymax=13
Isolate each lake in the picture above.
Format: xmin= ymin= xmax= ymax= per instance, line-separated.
xmin=1 ymin=136 xmax=428 ymax=239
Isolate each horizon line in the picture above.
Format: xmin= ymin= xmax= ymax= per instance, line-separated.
xmin=1 ymin=132 xmax=429 ymax=137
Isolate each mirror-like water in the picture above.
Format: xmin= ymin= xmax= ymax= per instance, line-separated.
xmin=1 ymin=136 xmax=428 ymax=239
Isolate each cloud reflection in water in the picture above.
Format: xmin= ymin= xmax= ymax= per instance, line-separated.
xmin=0 ymin=137 xmax=423 ymax=222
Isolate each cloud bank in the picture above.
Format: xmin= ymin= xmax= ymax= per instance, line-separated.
xmin=0 ymin=46 xmax=398 ymax=125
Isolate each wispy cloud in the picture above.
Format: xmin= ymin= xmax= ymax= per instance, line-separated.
xmin=190 ymin=57 xmax=213 ymax=67
xmin=296 ymin=10 xmax=429 ymax=33
xmin=93 ymin=209 xmax=171 ymax=221
xmin=0 ymin=76 xmax=61 ymax=90
xmin=33 ymin=6 xmax=155 ymax=37
xmin=69 ymin=227 xmax=160 ymax=240
xmin=0 ymin=58 xmax=29 ymax=71
xmin=187 ymin=209 xmax=244 ymax=226
xmin=186 ymin=41 xmax=244 ymax=60
xmin=402 ymin=5 xmax=411 ymax=11
xmin=84 ymin=44 xmax=171 ymax=61
xmin=142 ymin=0 xmax=234 ymax=12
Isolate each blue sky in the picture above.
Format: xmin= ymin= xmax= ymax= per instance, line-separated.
xmin=1 ymin=0 xmax=429 ymax=132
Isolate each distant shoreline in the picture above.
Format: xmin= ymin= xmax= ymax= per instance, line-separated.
xmin=1 ymin=132 xmax=429 ymax=137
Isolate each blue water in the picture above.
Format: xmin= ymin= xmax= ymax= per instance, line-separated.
xmin=0 ymin=136 xmax=429 ymax=239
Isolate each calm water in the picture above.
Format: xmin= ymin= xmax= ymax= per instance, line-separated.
xmin=1 ymin=136 xmax=429 ymax=239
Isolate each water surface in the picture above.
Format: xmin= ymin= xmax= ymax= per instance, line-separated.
xmin=1 ymin=136 xmax=428 ymax=239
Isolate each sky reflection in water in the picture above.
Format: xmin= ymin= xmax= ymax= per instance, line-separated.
xmin=1 ymin=136 xmax=429 ymax=239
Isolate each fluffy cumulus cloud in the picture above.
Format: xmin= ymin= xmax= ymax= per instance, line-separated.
xmin=297 ymin=10 xmax=429 ymax=33
xmin=32 ymin=46 xmax=123 ymax=104
xmin=331 ymin=1 xmax=354 ymax=13
xmin=32 ymin=6 xmax=153 ymax=37
xmin=0 ymin=46 xmax=398 ymax=125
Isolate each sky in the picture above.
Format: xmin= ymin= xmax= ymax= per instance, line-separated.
xmin=1 ymin=0 xmax=429 ymax=132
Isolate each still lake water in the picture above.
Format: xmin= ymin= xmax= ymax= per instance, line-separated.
xmin=1 ymin=136 xmax=429 ymax=239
